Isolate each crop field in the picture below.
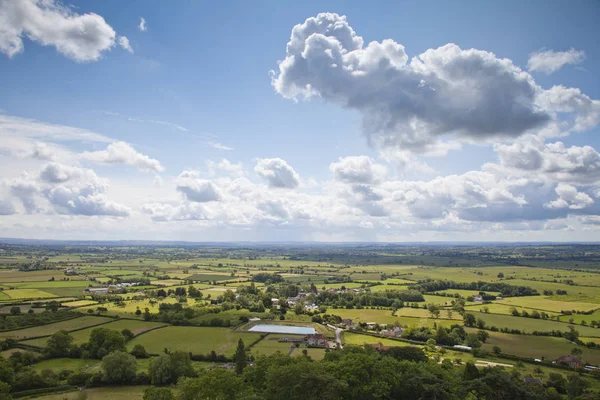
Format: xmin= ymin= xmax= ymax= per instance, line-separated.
xmin=9 ymin=281 xmax=91 ymax=288
xmin=126 ymin=326 xmax=262 ymax=355
xmin=0 ymin=316 xmax=112 ymax=339
xmin=0 ymin=270 xmax=80 ymax=282
xmin=496 ymin=296 xmax=598 ymax=312
xmin=77 ymin=297 xmax=178 ymax=317
xmin=150 ymin=279 xmax=185 ymax=286
xmin=2 ymin=288 xmax=56 ymax=299
xmin=468 ymin=311 xmax=600 ymax=336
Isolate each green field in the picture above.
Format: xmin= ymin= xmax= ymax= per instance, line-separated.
xmin=126 ymin=326 xmax=262 ymax=355
xmin=329 ymin=308 xmax=458 ymax=328
xmin=33 ymin=386 xmax=149 ymax=400
xmin=22 ymin=319 xmax=167 ymax=347
xmin=186 ymin=273 xmax=233 ymax=282
xmin=0 ymin=316 xmax=112 ymax=339
xmin=343 ymin=332 xmax=412 ymax=347
xmin=2 ymin=288 xmax=56 ymax=299
xmin=251 ymin=336 xmax=295 ymax=356
xmin=496 ymin=296 xmax=598 ymax=312
xmin=559 ymin=309 xmax=600 ymax=324
xmin=33 ymin=357 xmax=100 ymax=372
xmin=478 ymin=330 xmax=600 ymax=365
xmin=468 ymin=311 xmax=600 ymax=337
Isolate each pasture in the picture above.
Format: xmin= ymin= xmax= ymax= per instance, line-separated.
xmin=479 ymin=330 xmax=600 ymax=365
xmin=0 ymin=316 xmax=112 ymax=339
xmin=126 ymin=326 xmax=262 ymax=355
xmin=468 ymin=311 xmax=600 ymax=337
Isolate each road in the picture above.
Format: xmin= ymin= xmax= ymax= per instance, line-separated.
xmin=327 ymin=324 xmax=343 ymax=349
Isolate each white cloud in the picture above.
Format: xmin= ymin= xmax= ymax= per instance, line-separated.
xmin=255 ymin=158 xmax=300 ymax=188
xmin=536 ymin=85 xmax=600 ymax=132
xmin=117 ymin=36 xmax=133 ymax=53
xmin=45 ymin=182 xmax=130 ymax=216
xmin=39 ymin=163 xmax=95 ymax=183
xmin=175 ymin=171 xmax=221 ymax=203
xmin=138 ymin=17 xmax=147 ymax=32
xmin=207 ymin=142 xmax=233 ymax=151
xmin=330 ymin=156 xmax=386 ymax=184
xmin=495 ymin=137 xmax=600 ymax=184
xmin=142 ymin=202 xmax=208 ymax=222
xmin=0 ymin=0 xmax=124 ymax=62
xmin=0 ymin=114 xmax=112 ymax=143
xmin=81 ymin=141 xmax=164 ymax=173
xmin=544 ymin=183 xmax=593 ymax=210
xmin=527 ymin=48 xmax=585 ymax=74
xmin=272 ymin=13 xmax=550 ymax=154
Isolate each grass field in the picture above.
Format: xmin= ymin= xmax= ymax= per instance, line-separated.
xmin=63 ymin=300 xmax=98 ymax=308
xmin=9 ymin=281 xmax=91 ymax=288
xmin=495 ymin=296 xmax=598 ymax=312
xmin=23 ymin=319 xmax=168 ymax=347
xmin=126 ymin=326 xmax=262 ymax=355
xmin=478 ymin=330 xmax=600 ymax=365
xmin=251 ymin=336 xmax=295 ymax=356
xmin=328 ymin=308 xmax=458 ymax=328
xmin=468 ymin=311 xmax=600 ymax=337
xmin=558 ymin=309 xmax=600 ymax=324
xmin=435 ymin=289 xmax=500 ymax=298
xmin=78 ymin=297 xmax=178 ymax=317
xmin=186 ymin=273 xmax=234 ymax=282
xmin=0 ymin=316 xmax=112 ymax=339
xmin=2 ymin=288 xmax=56 ymax=299
xmin=33 ymin=357 xmax=100 ymax=372
xmin=343 ymin=332 xmax=412 ymax=347
xmin=463 ymin=303 xmax=559 ymax=317
xmin=33 ymin=386 xmax=149 ymax=400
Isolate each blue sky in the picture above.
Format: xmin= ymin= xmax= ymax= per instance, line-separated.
xmin=0 ymin=0 xmax=599 ymax=241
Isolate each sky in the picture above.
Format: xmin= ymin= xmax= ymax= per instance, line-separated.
xmin=0 ymin=0 xmax=599 ymax=242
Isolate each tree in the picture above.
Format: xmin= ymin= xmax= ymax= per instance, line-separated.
xmin=102 ymin=351 xmax=138 ymax=384
xmin=9 ymin=307 xmax=20 ymax=316
xmin=427 ymin=303 xmax=440 ymax=318
xmin=492 ymin=345 xmax=501 ymax=355
xmin=463 ymin=313 xmax=476 ymax=327
xmin=131 ymin=344 xmax=148 ymax=358
xmin=177 ymin=370 xmax=244 ymax=400
xmin=463 ymin=362 xmax=479 ymax=380
xmin=85 ymin=328 xmax=126 ymax=359
xmin=566 ymin=373 xmax=587 ymax=399
xmin=465 ymin=334 xmax=482 ymax=349
xmin=476 ymin=318 xmax=486 ymax=329
xmin=497 ymin=272 xmax=504 ymax=278
xmin=148 ymin=352 xmax=194 ymax=385
xmin=45 ymin=301 xmax=60 ymax=312
xmin=570 ymin=347 xmax=583 ymax=359
xmin=234 ymin=339 xmax=246 ymax=375
xmin=121 ymin=329 xmax=134 ymax=341
xmin=0 ymin=359 xmax=14 ymax=387
xmin=143 ymin=387 xmax=174 ymax=400
xmin=44 ymin=330 xmax=73 ymax=358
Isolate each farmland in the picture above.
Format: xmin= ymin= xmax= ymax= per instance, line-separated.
xmin=126 ymin=326 xmax=262 ymax=355
xmin=1 ymin=242 xmax=600 ymax=397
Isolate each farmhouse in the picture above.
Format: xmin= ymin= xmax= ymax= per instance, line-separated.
xmin=556 ymin=355 xmax=582 ymax=368
xmin=87 ymin=287 xmax=109 ymax=294
xmin=523 ymin=377 xmax=543 ymax=385
xmin=306 ymin=334 xmax=328 ymax=347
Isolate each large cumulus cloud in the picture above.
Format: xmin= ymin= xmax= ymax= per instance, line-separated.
xmin=272 ymin=13 xmax=551 ymax=153
xmin=255 ymin=158 xmax=300 ymax=188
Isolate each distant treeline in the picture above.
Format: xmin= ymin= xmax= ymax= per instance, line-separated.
xmin=412 ymin=280 xmax=538 ymax=297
